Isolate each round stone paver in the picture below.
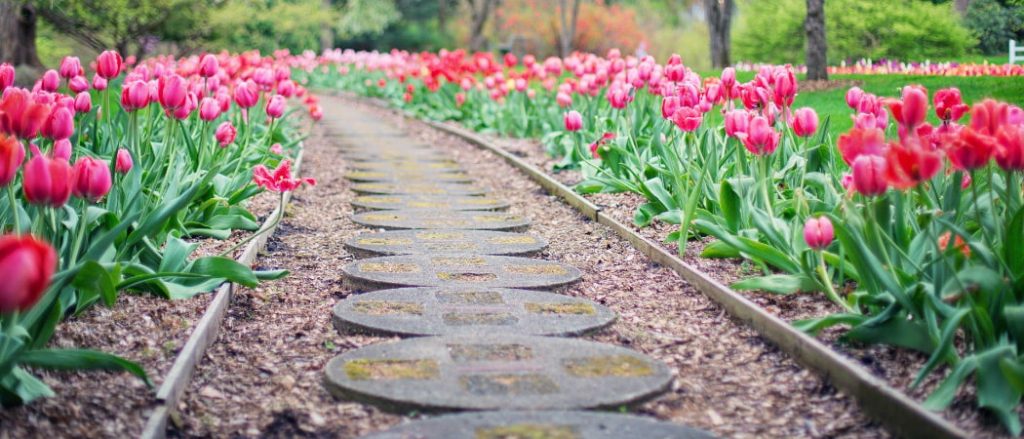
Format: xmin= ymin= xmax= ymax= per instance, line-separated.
xmin=349 ymin=160 xmax=463 ymax=172
xmin=341 ymin=255 xmax=581 ymax=290
xmin=352 ymin=210 xmax=529 ymax=231
xmin=351 ymin=195 xmax=510 ymax=211
xmin=362 ymin=411 xmax=716 ymax=439
xmin=332 ymin=287 xmax=614 ymax=336
xmin=345 ymin=230 xmax=547 ymax=257
xmin=351 ymin=182 xmax=487 ymax=196
xmin=323 ymin=334 xmax=672 ymax=412
xmin=344 ymin=170 xmax=474 ymax=184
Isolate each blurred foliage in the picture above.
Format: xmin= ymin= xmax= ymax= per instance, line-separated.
xmin=336 ymin=0 xmax=452 ymax=51
xmin=491 ymin=0 xmax=645 ymax=57
xmin=964 ymin=0 xmax=1024 ymax=55
xmin=207 ymin=0 xmax=334 ymax=53
xmin=734 ymin=0 xmax=975 ymax=63
xmin=39 ymin=0 xmax=210 ymax=52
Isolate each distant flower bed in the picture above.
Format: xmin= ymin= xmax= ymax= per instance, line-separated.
xmin=735 ymin=59 xmax=1024 ymax=76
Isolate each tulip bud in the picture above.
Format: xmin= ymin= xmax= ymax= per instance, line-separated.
xmin=40 ymin=70 xmax=60 ymax=92
xmin=215 ymin=121 xmax=237 ymax=147
xmin=0 ymin=134 xmax=24 ymax=187
xmin=845 ymin=87 xmax=864 ymax=110
xmin=308 ymin=105 xmax=322 ymax=121
xmin=120 ymin=80 xmax=150 ymax=111
xmin=158 ymin=74 xmax=188 ymax=110
xmin=42 ymin=107 xmax=74 ymax=141
xmin=92 ymin=74 xmax=108 ymax=91
xmin=724 ymin=109 xmax=750 ymax=138
xmin=269 ymin=143 xmax=283 ymax=155
xmin=199 ymin=97 xmax=220 ymax=122
xmin=851 ymin=154 xmax=888 ymax=197
xmin=266 ymin=94 xmax=286 ymax=119
xmin=721 ymin=67 xmax=736 ymax=90
xmin=234 ymin=80 xmax=259 ymax=109
xmin=198 ymin=54 xmax=219 ymax=78
xmin=0 ymin=64 xmax=14 ymax=92
xmin=0 ymin=234 xmax=58 ymax=313
xmin=563 ymin=110 xmax=582 ymax=132
xmin=276 ymin=80 xmax=296 ymax=98
xmin=115 ymin=148 xmax=133 ymax=174
xmin=791 ymin=107 xmax=819 ymax=138
xmin=23 ymin=144 xmax=72 ymax=207
xmin=74 ymin=92 xmax=92 ymax=114
xmin=52 ymin=139 xmax=72 ymax=161
xmin=59 ymin=56 xmax=83 ymax=79
xmin=455 ymin=93 xmax=466 ymax=107
xmin=95 ymin=50 xmax=123 ymax=79
xmin=803 ymin=217 xmax=834 ymax=251
xmin=70 ymin=156 xmax=112 ymax=202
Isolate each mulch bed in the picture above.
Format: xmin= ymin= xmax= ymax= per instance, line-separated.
xmin=168 ymin=96 xmax=890 ymax=438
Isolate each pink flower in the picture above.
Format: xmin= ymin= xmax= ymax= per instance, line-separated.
xmin=934 ymin=88 xmax=968 ymax=123
xmin=265 ymin=94 xmax=286 ymax=119
xmin=846 ymin=87 xmax=864 ymax=110
xmin=671 ymin=107 xmax=702 ymax=132
xmin=233 ymin=79 xmax=260 ymax=109
xmin=455 ymin=93 xmax=466 ymax=107
xmin=252 ymin=160 xmax=315 ymax=193
xmin=40 ymin=70 xmax=60 ymax=92
xmin=724 ymin=110 xmax=750 ymax=138
xmin=0 ymin=134 xmax=24 ymax=187
xmin=41 ymin=107 xmax=74 ymax=141
xmin=115 ymin=148 xmax=133 ymax=174
xmin=23 ymin=144 xmax=72 ymax=207
xmin=738 ymin=115 xmax=780 ymax=155
xmin=803 ymin=216 xmax=834 ymax=250
xmin=198 ymin=54 xmax=219 ymax=78
xmin=661 ymin=95 xmax=680 ymax=119
xmin=95 ymin=51 xmax=123 ymax=79
xmin=791 ymin=107 xmax=819 ymax=138
xmin=59 ymin=56 xmax=83 ymax=79
xmin=70 ymin=156 xmax=112 ymax=202
xmin=0 ymin=64 xmax=14 ymax=92
xmin=269 ymin=143 xmax=283 ymax=155
xmin=851 ymin=155 xmax=888 ymax=197
xmin=68 ymin=76 xmax=89 ymax=94
xmin=199 ymin=97 xmax=220 ymax=122
xmin=215 ymin=121 xmax=237 ymax=147
xmin=158 ymin=74 xmax=188 ymax=111
xmin=120 ymin=80 xmax=150 ymax=111
xmin=74 ymin=92 xmax=92 ymax=113
xmin=52 ymin=139 xmax=71 ymax=161
xmin=556 ymin=92 xmax=572 ymax=108
xmin=564 ymin=110 xmax=583 ymax=132
xmin=0 ymin=234 xmax=57 ymax=314
xmin=91 ymin=74 xmax=107 ymax=91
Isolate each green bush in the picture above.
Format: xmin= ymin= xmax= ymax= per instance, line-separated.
xmin=964 ymin=0 xmax=1024 ymax=55
xmin=734 ymin=0 xmax=976 ymax=64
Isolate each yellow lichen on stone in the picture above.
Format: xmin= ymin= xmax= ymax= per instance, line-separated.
xmin=344 ymin=359 xmax=439 ymax=380
xmin=475 ymin=424 xmax=580 ymax=439
xmin=524 ymin=302 xmax=595 ymax=315
xmin=357 ymin=237 xmax=414 ymax=246
xmin=352 ymin=301 xmax=424 ymax=315
xmin=562 ymin=355 xmax=653 ymax=378
xmin=359 ymin=262 xmax=421 ymax=273
xmin=432 ymin=256 xmax=487 ymax=266
xmin=504 ymin=265 xmax=567 ymax=275
xmin=489 ymin=236 xmax=536 ymax=244
xmin=436 ymin=272 xmax=498 ymax=282
xmin=415 ymin=231 xmax=465 ymax=240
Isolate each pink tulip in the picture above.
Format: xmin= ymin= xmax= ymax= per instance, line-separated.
xmin=852 ymin=154 xmax=888 ymax=197
xmin=95 ymin=50 xmax=123 ymax=79
xmin=40 ymin=70 xmax=60 ymax=92
xmin=198 ymin=54 xmax=219 ymax=78
xmin=234 ymin=80 xmax=259 ymax=108
xmin=68 ymin=76 xmax=89 ymax=94
xmin=23 ymin=144 xmax=72 ymax=207
xmin=671 ymin=107 xmax=702 ymax=132
xmin=724 ymin=110 xmax=750 ymax=138
xmin=59 ymin=56 xmax=83 ymax=79
xmin=215 ymin=121 xmax=237 ymax=147
xmin=455 ymin=93 xmax=466 ymax=107
xmin=563 ymin=110 xmax=583 ymax=132
xmin=738 ymin=115 xmax=780 ymax=155
xmin=0 ymin=134 xmax=24 ymax=187
xmin=74 ymin=92 xmax=92 ymax=113
xmin=0 ymin=234 xmax=57 ymax=313
xmin=170 ymin=92 xmax=196 ymax=120
xmin=845 ymin=87 xmax=864 ymax=110
xmin=91 ymin=74 xmax=107 ymax=91
xmin=276 ymin=80 xmax=296 ymax=98
xmin=41 ymin=107 xmax=74 ymax=141
xmin=0 ymin=64 xmax=14 ymax=92
xmin=158 ymin=74 xmax=188 ymax=110
xmin=556 ymin=92 xmax=572 ymax=108
xmin=115 ymin=148 xmax=133 ymax=174
xmin=120 ymin=80 xmax=150 ymax=111
xmin=791 ymin=107 xmax=819 ymax=137
xmin=266 ymin=94 xmax=286 ymax=119
xmin=803 ymin=216 xmax=834 ymax=250
xmin=199 ymin=97 xmax=220 ymax=122
xmin=70 ymin=156 xmax=112 ymax=202
xmin=721 ymin=67 xmax=736 ymax=91
xmin=890 ymin=85 xmax=928 ymax=129
xmin=52 ymin=139 xmax=71 ymax=161
xmin=934 ymin=88 xmax=968 ymax=123
xmin=661 ymin=95 xmax=680 ymax=119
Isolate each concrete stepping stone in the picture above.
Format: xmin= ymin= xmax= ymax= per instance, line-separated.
xmin=332 ymin=287 xmax=614 ymax=336
xmin=361 ymin=411 xmax=716 ymax=439
xmin=345 ymin=152 xmax=452 ymax=163
xmin=323 ymin=334 xmax=672 ymax=412
xmin=345 ymin=230 xmax=547 ymax=257
xmin=351 ymin=182 xmax=486 ymax=196
xmin=352 ymin=210 xmax=529 ymax=231
xmin=352 ymin=195 xmax=510 ymax=211
xmin=344 ymin=170 xmax=474 ymax=184
xmin=342 ymin=255 xmax=581 ymax=290
xmin=350 ymin=161 xmax=462 ymax=172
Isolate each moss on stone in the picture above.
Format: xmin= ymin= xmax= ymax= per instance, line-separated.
xmin=344 ymin=359 xmax=439 ymax=381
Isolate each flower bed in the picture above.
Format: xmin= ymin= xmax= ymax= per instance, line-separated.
xmin=0 ymin=48 xmax=318 ymax=415
xmin=308 ymin=48 xmax=1024 ymax=435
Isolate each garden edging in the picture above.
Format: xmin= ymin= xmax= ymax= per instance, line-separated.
xmin=337 ymin=93 xmax=968 ymax=439
xmin=139 ymin=149 xmax=306 ymax=439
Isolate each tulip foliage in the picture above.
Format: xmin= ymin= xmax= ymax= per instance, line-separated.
xmin=312 ymin=48 xmax=1024 ymax=433
xmin=0 ymin=49 xmax=320 ymax=405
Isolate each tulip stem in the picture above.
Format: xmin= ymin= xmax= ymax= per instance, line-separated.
xmin=68 ymin=201 xmax=89 ymax=268
xmin=7 ymin=185 xmax=20 ymax=234
xmin=816 ymin=251 xmax=855 ymax=313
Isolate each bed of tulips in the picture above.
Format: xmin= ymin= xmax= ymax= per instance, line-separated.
xmin=311 ymin=48 xmax=1024 ymax=433
xmin=735 ymin=59 xmax=1024 ymax=77
xmin=0 ymin=49 xmax=319 ymax=406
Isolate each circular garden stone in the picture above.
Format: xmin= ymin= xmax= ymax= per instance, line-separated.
xmin=341 ymin=255 xmax=581 ymax=290
xmin=349 ymin=161 xmax=463 ymax=172
xmin=351 ymin=195 xmax=510 ymax=212
xmin=345 ymin=152 xmax=452 ymax=163
xmin=351 ymin=182 xmax=487 ymax=196
xmin=332 ymin=287 xmax=614 ymax=336
xmin=323 ymin=334 xmax=672 ymax=412
xmin=352 ymin=210 xmax=529 ymax=231
xmin=344 ymin=170 xmax=474 ymax=184
xmin=362 ymin=411 xmax=716 ymax=439
xmin=345 ymin=230 xmax=546 ymax=257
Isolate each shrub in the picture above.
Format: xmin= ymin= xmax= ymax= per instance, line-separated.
xmin=964 ymin=0 xmax=1024 ymax=55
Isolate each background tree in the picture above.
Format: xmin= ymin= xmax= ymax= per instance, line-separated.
xmin=0 ymin=0 xmax=42 ymax=69
xmin=467 ymin=0 xmax=500 ymax=51
xmin=703 ymin=0 xmax=733 ymax=68
xmin=805 ymin=0 xmax=827 ymax=80
xmin=557 ymin=0 xmax=583 ymax=57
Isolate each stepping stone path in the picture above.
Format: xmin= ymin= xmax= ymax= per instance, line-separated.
xmin=323 ymin=114 xmax=715 ymax=438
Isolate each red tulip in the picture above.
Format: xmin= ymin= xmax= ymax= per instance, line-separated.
xmin=115 ymin=148 xmax=133 ymax=174
xmin=252 ymin=159 xmax=315 ymax=193
xmin=233 ymin=79 xmax=259 ymax=109
xmin=884 ymin=138 xmax=943 ymax=190
xmin=95 ymin=50 xmax=123 ymax=79
xmin=41 ymin=106 xmax=74 ymax=141
xmin=852 ymin=154 xmax=888 ymax=197
xmin=724 ymin=109 xmax=749 ymax=138
xmin=265 ymin=94 xmax=285 ymax=119
xmin=0 ymin=63 xmax=14 ymax=92
xmin=120 ymin=80 xmax=150 ymax=111
xmin=0 ymin=234 xmax=57 ymax=313
xmin=40 ymin=70 xmax=59 ymax=92
xmin=23 ymin=144 xmax=72 ymax=207
xmin=0 ymin=134 xmax=24 ymax=187
xmin=803 ymin=216 xmax=834 ymax=250
xmin=791 ymin=107 xmax=819 ymax=138
xmin=215 ymin=121 xmax=236 ymax=147
xmin=158 ymin=74 xmax=188 ymax=111
xmin=995 ymin=126 xmax=1024 ymax=171
xmin=946 ymin=128 xmax=995 ymax=171
xmin=74 ymin=92 xmax=92 ymax=113
xmin=671 ymin=106 xmax=702 ymax=132
xmin=59 ymin=56 xmax=83 ymax=79
xmin=52 ymin=139 xmax=71 ymax=161
xmin=888 ymin=85 xmax=928 ymax=130
xmin=564 ymin=110 xmax=583 ymax=132
xmin=455 ymin=93 xmax=466 ymax=107
xmin=198 ymin=54 xmax=219 ymax=78
xmin=934 ymin=88 xmax=968 ymax=122
xmin=0 ymin=89 xmax=51 ymax=140
xmin=70 ymin=156 xmax=112 ymax=202
xmin=276 ymin=80 xmax=296 ymax=98
xmin=837 ymin=128 xmax=887 ymax=165
xmin=969 ymin=99 xmax=1009 ymax=137
xmin=738 ymin=115 xmax=780 ymax=155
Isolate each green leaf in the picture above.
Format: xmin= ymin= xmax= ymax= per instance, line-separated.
xmin=976 ymin=346 xmax=1023 ymax=435
xmin=793 ymin=313 xmax=867 ymax=335
xmin=189 ymin=257 xmax=258 ymax=287
xmin=701 ymin=240 xmax=741 ymax=258
xmin=71 ymin=261 xmax=118 ymax=309
xmin=912 ymin=308 xmax=969 ymax=388
xmin=1007 ymin=209 xmax=1024 ymax=279
xmin=18 ymin=349 xmax=151 ymax=388
xmin=0 ymin=366 xmax=54 ymax=405
xmin=254 ymin=269 xmax=289 ymax=280
xmin=845 ymin=316 xmax=936 ymax=354
xmin=732 ymin=274 xmax=818 ymax=295
xmin=719 ymin=179 xmax=741 ymax=232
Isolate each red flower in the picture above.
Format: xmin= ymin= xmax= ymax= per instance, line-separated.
xmin=0 ymin=88 xmax=51 ymax=140
xmin=0 ymin=234 xmax=57 ymax=313
xmin=70 ymin=156 xmax=112 ymax=202
xmin=95 ymin=50 xmax=123 ymax=79
xmin=670 ymin=106 xmax=702 ymax=132
xmin=934 ymin=88 xmax=968 ymax=122
xmin=884 ymin=138 xmax=943 ymax=190
xmin=23 ymin=144 xmax=72 ymax=207
xmin=252 ymin=160 xmax=315 ymax=193
xmin=837 ymin=128 xmax=887 ymax=165
xmin=945 ymin=128 xmax=995 ymax=171
xmin=887 ymin=85 xmax=928 ymax=130
xmin=995 ymin=126 xmax=1024 ymax=171
xmin=738 ymin=115 xmax=780 ymax=156
xmin=970 ymin=99 xmax=1010 ymax=137
xmin=0 ymin=133 xmax=24 ymax=187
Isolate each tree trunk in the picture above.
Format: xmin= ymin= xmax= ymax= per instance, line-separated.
xmin=468 ymin=0 xmax=497 ymax=52
xmin=438 ymin=0 xmax=448 ymax=30
xmin=320 ymin=0 xmax=334 ymax=51
xmin=703 ymin=0 xmax=733 ymax=69
xmin=557 ymin=0 xmax=582 ymax=58
xmin=0 ymin=1 xmax=42 ymax=68
xmin=954 ymin=0 xmax=971 ymax=15
xmin=805 ymin=0 xmax=828 ymax=80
